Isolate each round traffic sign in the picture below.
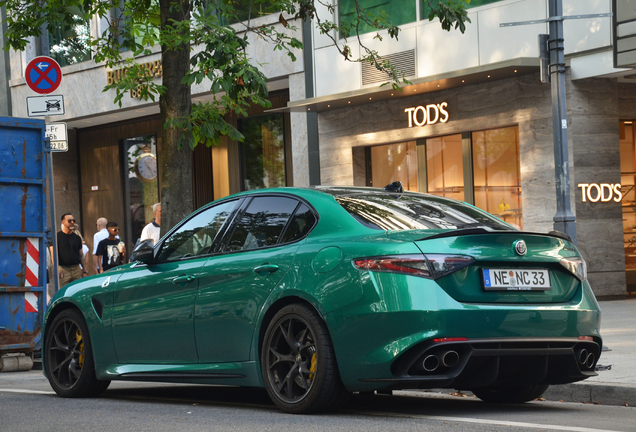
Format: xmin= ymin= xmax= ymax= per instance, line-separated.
xmin=25 ymin=56 xmax=63 ymax=94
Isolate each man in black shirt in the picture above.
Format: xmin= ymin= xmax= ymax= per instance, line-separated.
xmin=52 ymin=213 xmax=88 ymax=288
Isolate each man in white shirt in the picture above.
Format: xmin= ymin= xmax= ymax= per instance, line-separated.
xmin=140 ymin=203 xmax=161 ymax=245
xmin=92 ymin=217 xmax=109 ymax=274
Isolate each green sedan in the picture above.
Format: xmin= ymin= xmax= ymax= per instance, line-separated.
xmin=43 ymin=184 xmax=602 ymax=413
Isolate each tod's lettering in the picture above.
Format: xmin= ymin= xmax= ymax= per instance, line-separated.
xmin=578 ymin=183 xmax=623 ymax=203
xmin=405 ymin=102 xmax=449 ymax=127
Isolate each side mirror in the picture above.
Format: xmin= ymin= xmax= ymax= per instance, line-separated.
xmin=130 ymin=239 xmax=155 ymax=264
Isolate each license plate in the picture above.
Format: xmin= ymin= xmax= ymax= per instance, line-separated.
xmin=482 ymin=269 xmax=551 ymax=291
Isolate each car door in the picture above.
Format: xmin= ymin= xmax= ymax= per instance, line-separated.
xmin=111 ymin=199 xmax=240 ymax=364
xmin=195 ymin=196 xmax=317 ymax=363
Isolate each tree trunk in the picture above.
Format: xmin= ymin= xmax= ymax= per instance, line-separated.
xmin=159 ymin=0 xmax=193 ymax=236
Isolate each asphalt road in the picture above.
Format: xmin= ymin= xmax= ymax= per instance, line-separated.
xmin=0 ymin=371 xmax=634 ymax=432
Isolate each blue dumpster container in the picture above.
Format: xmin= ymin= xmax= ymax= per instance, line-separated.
xmin=0 ymin=117 xmax=48 ymax=367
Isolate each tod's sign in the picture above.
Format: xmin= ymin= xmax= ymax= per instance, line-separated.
xmin=405 ymin=102 xmax=449 ymax=127
xmin=578 ymin=183 xmax=623 ymax=203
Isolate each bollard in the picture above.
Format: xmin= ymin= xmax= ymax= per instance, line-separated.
xmin=0 ymin=354 xmax=34 ymax=372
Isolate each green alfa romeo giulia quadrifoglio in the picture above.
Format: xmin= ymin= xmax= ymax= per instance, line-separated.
xmin=43 ymin=184 xmax=602 ymax=413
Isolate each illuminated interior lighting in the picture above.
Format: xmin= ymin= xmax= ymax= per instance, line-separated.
xmin=348 ymin=101 xmax=351 ymax=104
xmin=514 ymin=70 xmax=518 ymax=73
xmin=487 ymin=75 xmax=491 ymax=78
xmin=626 ymin=121 xmax=633 ymax=124
xmin=327 ymin=105 xmax=330 ymax=108
xmin=369 ymin=97 xmax=372 ymax=100
xmin=462 ymin=80 xmax=465 ymax=83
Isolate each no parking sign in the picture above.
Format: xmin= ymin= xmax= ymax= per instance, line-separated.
xmin=25 ymin=56 xmax=63 ymax=94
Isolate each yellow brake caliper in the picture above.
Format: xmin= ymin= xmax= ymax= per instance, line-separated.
xmin=309 ymin=353 xmax=317 ymax=380
xmin=75 ymin=330 xmax=84 ymax=368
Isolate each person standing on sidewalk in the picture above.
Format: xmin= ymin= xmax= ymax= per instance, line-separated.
xmin=140 ymin=202 xmax=161 ymax=245
xmin=51 ymin=213 xmax=88 ymax=288
xmin=92 ymin=217 xmax=109 ymax=274
xmin=96 ymin=222 xmax=126 ymax=273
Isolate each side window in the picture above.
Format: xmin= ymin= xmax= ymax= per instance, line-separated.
xmin=226 ymin=196 xmax=298 ymax=251
xmin=158 ymin=200 xmax=238 ymax=261
xmin=280 ymin=204 xmax=316 ymax=244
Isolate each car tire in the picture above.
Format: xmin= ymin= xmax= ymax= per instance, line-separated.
xmin=472 ymin=384 xmax=549 ymax=403
xmin=261 ymin=303 xmax=349 ymax=414
xmin=44 ymin=309 xmax=111 ymax=397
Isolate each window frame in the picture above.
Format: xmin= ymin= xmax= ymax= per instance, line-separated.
xmin=154 ymin=197 xmax=244 ymax=263
xmin=363 ymin=125 xmax=521 ymax=226
xmin=218 ymin=193 xmax=319 ymax=254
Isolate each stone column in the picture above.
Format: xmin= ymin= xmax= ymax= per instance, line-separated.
xmin=568 ymin=76 xmax=626 ymax=298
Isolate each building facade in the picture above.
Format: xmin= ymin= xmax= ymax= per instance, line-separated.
xmin=290 ymin=0 xmax=634 ymax=298
xmin=7 ymin=11 xmax=311 ymax=268
xmin=5 ymin=0 xmax=636 ymax=298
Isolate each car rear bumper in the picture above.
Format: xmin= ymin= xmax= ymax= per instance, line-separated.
xmin=360 ymin=337 xmax=600 ymax=390
xmin=328 ymin=275 xmax=601 ymax=392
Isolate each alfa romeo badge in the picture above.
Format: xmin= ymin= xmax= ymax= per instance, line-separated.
xmin=513 ymin=240 xmax=527 ymax=256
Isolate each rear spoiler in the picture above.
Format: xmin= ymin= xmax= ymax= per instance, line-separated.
xmin=417 ymin=228 xmax=574 ymax=243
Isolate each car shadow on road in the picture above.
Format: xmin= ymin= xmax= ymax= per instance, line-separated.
xmin=101 ymin=384 xmax=586 ymax=416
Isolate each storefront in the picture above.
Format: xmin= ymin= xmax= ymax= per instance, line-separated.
xmin=303 ymin=70 xmax=633 ymax=299
xmin=72 ymin=91 xmax=292 ymax=268
xmin=359 ymin=126 xmax=523 ymax=229
xmin=619 ymin=120 xmax=636 ymax=294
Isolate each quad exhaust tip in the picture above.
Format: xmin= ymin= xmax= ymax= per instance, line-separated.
xmin=442 ymin=350 xmax=459 ymax=368
xmin=422 ymin=350 xmax=460 ymax=372
xmin=423 ymin=355 xmax=439 ymax=372
xmin=577 ymin=348 xmax=595 ymax=369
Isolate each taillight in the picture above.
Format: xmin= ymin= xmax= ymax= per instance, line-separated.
xmin=425 ymin=254 xmax=475 ymax=279
xmin=353 ymin=255 xmax=431 ymax=278
xmin=560 ymin=257 xmax=587 ymax=281
xmin=353 ymin=254 xmax=474 ymax=279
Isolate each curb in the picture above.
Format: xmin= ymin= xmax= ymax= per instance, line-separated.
xmin=542 ymin=383 xmax=636 ymax=407
xmin=424 ymin=383 xmax=636 ymax=407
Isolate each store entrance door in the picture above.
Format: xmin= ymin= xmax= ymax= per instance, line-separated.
xmin=122 ymin=135 xmax=159 ymax=249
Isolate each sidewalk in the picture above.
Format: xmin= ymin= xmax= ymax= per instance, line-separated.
xmin=541 ymin=296 xmax=636 ymax=407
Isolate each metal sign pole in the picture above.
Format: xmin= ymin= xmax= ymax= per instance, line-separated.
xmin=46 ymin=114 xmax=59 ymax=301
xmin=548 ymin=0 xmax=577 ymax=243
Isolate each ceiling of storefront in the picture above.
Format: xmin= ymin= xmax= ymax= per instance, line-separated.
xmin=276 ymin=58 xmax=541 ymax=114
xmin=65 ymin=77 xmax=290 ymax=130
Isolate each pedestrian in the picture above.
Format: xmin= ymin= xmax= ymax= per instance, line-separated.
xmin=140 ymin=202 xmax=161 ymax=245
xmin=93 ymin=217 xmax=109 ymax=274
xmin=71 ymin=223 xmax=90 ymax=273
xmin=96 ymin=222 xmax=126 ymax=273
xmin=51 ymin=213 xmax=88 ymax=288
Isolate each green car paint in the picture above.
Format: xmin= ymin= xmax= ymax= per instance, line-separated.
xmin=43 ymin=186 xmax=602 ymax=397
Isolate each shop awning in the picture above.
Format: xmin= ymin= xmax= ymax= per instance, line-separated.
xmin=267 ymin=57 xmax=540 ymax=114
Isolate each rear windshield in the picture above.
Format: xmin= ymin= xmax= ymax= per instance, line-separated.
xmin=334 ymin=192 xmax=513 ymax=231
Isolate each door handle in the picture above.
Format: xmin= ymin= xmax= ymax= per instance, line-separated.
xmin=172 ymin=274 xmax=196 ymax=286
xmin=253 ymin=264 xmax=279 ymax=276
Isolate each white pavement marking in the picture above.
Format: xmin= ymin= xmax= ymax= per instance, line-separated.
xmin=0 ymin=388 xmax=55 ymax=395
xmin=351 ymin=411 xmax=622 ymax=432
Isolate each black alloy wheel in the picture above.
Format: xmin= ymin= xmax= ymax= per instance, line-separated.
xmin=261 ymin=304 xmax=349 ymax=413
xmin=44 ymin=309 xmax=110 ymax=397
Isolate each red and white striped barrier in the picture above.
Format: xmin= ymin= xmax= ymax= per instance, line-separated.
xmin=25 ymin=237 xmax=40 ymax=313
xmin=25 ymin=292 xmax=38 ymax=313
xmin=25 ymin=237 xmax=39 ymax=287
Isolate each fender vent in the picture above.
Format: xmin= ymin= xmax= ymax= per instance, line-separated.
xmin=91 ymin=298 xmax=104 ymax=319
xmin=361 ymin=49 xmax=416 ymax=86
